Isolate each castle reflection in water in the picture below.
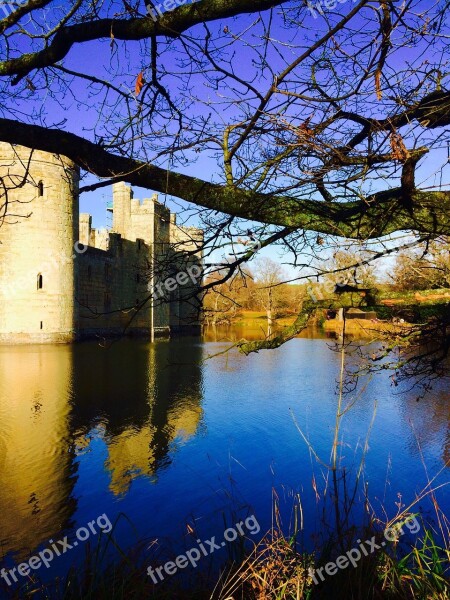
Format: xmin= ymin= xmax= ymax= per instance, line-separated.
xmin=0 ymin=328 xmax=448 ymax=573
xmin=0 ymin=339 xmax=204 ymax=558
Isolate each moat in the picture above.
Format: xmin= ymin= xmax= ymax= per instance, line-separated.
xmin=0 ymin=329 xmax=448 ymax=587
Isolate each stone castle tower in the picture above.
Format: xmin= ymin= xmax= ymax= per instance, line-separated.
xmin=0 ymin=143 xmax=202 ymax=344
xmin=0 ymin=143 xmax=79 ymax=343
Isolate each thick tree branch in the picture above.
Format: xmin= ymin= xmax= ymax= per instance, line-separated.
xmin=237 ymin=302 xmax=316 ymax=355
xmin=1 ymin=118 xmax=450 ymax=239
xmin=0 ymin=0 xmax=288 ymax=83
xmin=0 ymin=0 xmax=52 ymax=35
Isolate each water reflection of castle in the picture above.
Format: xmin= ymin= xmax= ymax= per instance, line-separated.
xmin=0 ymin=340 xmax=203 ymax=557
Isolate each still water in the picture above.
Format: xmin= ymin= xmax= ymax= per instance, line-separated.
xmin=0 ymin=327 xmax=448 ymax=588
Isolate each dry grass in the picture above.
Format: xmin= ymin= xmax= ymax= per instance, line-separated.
xmin=323 ymin=318 xmax=412 ymax=335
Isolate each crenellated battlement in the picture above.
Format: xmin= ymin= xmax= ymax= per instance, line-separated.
xmin=0 ymin=144 xmax=202 ymax=344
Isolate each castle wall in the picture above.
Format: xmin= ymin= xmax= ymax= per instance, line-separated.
xmin=0 ymin=147 xmax=202 ymax=344
xmin=109 ymin=183 xmax=172 ymax=337
xmin=76 ymin=235 xmax=153 ymax=338
xmin=0 ymin=144 xmax=79 ymax=344
xmin=169 ymin=219 xmax=204 ymax=335
xmin=77 ymin=187 xmax=174 ymax=339
xmin=152 ymin=200 xmax=171 ymax=333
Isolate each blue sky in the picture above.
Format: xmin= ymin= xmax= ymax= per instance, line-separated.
xmin=5 ymin=0 xmax=450 ymax=281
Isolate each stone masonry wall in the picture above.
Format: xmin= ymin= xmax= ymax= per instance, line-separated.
xmin=0 ymin=143 xmax=79 ymax=344
xmin=77 ymin=184 xmax=173 ymax=339
xmin=0 ymin=145 xmax=202 ymax=344
xmin=76 ymin=235 xmax=152 ymax=339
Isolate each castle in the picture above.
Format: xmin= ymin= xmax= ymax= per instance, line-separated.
xmin=0 ymin=143 xmax=203 ymax=344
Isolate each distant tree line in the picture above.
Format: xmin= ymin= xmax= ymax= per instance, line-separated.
xmin=391 ymin=237 xmax=450 ymax=291
xmin=204 ymin=238 xmax=450 ymax=324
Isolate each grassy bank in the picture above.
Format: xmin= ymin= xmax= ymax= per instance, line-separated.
xmin=210 ymin=310 xmax=410 ymax=337
xmin=209 ymin=288 xmax=450 ymax=333
xmin=3 ymin=514 xmax=447 ymax=600
xmin=323 ymin=318 xmax=412 ymax=335
xmin=234 ymin=311 xmax=298 ymax=328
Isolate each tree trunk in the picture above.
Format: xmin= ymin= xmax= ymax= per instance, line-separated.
xmin=267 ymin=288 xmax=273 ymax=327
